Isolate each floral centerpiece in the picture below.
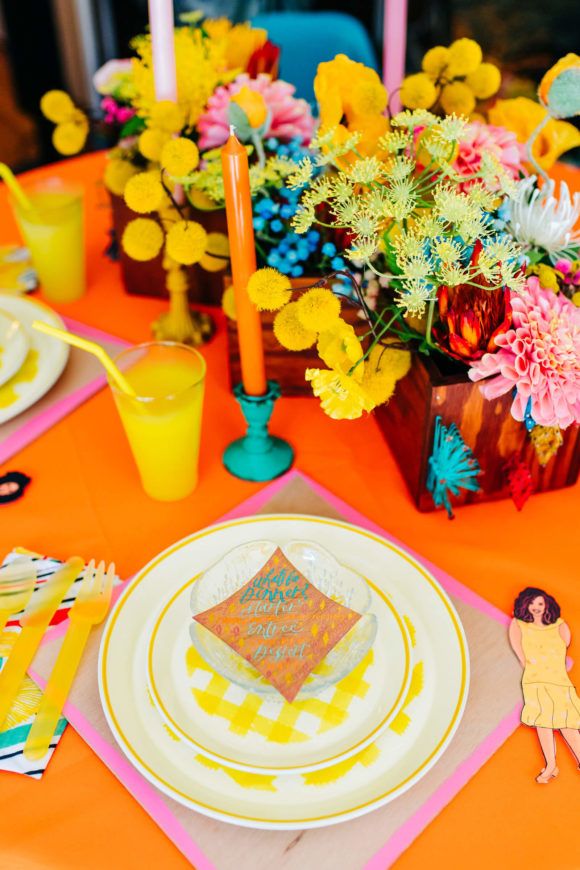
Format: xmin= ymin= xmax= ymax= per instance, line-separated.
xmin=244 ymin=48 xmax=580 ymax=513
xmin=39 ymin=14 xmax=317 ymax=341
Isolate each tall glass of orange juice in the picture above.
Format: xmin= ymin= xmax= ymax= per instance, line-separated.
xmin=108 ymin=342 xmax=206 ymax=501
xmin=11 ymin=177 xmax=85 ymax=303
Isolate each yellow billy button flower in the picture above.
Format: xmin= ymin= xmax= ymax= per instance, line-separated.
xmin=40 ymin=90 xmax=75 ymax=123
xmin=446 ymin=38 xmax=482 ymax=78
xmin=199 ymin=232 xmax=230 ymax=272
xmin=122 ymin=218 xmax=164 ymax=261
xmin=52 ymin=118 xmax=88 ymax=155
xmin=123 ymin=172 xmax=164 ymax=214
xmin=149 ymin=100 xmax=186 ymax=134
xmin=165 ymin=220 xmax=208 ymax=266
xmin=305 ymin=368 xmax=373 ymax=420
xmin=422 ymin=46 xmax=450 ymax=78
xmin=295 ymin=288 xmax=341 ymax=332
xmin=247 ymin=267 xmax=292 ymax=311
xmin=572 ymin=291 xmax=580 ymax=307
xmin=274 ymin=302 xmax=317 ymax=351
xmin=161 ymin=137 xmax=200 ymax=176
xmin=465 ymin=63 xmax=501 ymax=100
xmin=440 ymin=81 xmax=476 ymax=116
xmin=222 ymin=285 xmax=237 ymax=320
xmin=399 ymin=73 xmax=438 ymax=110
xmin=104 ymin=158 xmax=138 ymax=196
xmin=138 ymin=128 xmax=170 ymax=162
xmin=231 ymin=87 xmax=268 ymax=129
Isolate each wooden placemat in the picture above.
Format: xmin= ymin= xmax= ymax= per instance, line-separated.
xmin=29 ymin=472 xmax=522 ymax=870
xmin=0 ymin=318 xmax=128 ymax=465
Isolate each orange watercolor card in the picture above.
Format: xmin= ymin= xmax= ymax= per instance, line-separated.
xmin=193 ymin=547 xmax=362 ymax=702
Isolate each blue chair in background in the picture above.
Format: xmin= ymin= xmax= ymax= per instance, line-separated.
xmin=251 ymin=11 xmax=379 ymax=105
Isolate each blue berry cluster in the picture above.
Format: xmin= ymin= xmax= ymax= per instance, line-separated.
xmin=252 ymin=138 xmax=347 ymax=278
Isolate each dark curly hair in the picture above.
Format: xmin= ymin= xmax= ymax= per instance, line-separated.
xmin=514 ymin=587 xmax=561 ymax=624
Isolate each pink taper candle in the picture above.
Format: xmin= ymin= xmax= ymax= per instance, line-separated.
xmin=383 ymin=0 xmax=408 ymax=114
xmin=148 ymin=0 xmax=177 ymax=101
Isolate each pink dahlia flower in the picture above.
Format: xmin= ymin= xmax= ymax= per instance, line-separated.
xmin=454 ymin=122 xmax=525 ymax=191
xmin=468 ymin=277 xmax=580 ymax=429
xmin=197 ymin=73 xmax=315 ymax=150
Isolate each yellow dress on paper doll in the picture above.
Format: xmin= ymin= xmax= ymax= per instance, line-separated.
xmin=509 ymin=586 xmax=580 ymax=784
xmin=518 ymin=618 xmax=580 ymax=729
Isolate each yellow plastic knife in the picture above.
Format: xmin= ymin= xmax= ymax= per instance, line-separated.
xmin=0 ymin=557 xmax=84 ymax=730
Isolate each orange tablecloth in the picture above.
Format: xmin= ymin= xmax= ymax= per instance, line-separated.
xmin=0 ymin=153 xmax=578 ymax=870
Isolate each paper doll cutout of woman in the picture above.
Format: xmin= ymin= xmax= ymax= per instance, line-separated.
xmin=509 ymin=587 xmax=580 ymax=784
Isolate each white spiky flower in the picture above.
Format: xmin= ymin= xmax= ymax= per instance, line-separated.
xmin=508 ymin=176 xmax=580 ymax=256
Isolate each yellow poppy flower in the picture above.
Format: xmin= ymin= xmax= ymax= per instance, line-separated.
xmin=488 ymin=97 xmax=580 ymax=171
xmin=231 ymin=87 xmax=268 ymax=128
xmin=538 ymin=53 xmax=580 ymax=115
xmin=305 ymin=368 xmax=373 ymax=420
xmin=317 ymin=319 xmax=364 ymax=378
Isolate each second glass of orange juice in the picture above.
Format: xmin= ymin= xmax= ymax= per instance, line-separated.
xmin=12 ymin=177 xmax=85 ymax=304
xmin=108 ymin=342 xmax=206 ymax=501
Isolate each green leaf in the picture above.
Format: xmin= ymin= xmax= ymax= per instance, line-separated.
xmin=119 ymin=115 xmax=146 ymax=139
xmin=227 ymin=102 xmax=253 ymax=142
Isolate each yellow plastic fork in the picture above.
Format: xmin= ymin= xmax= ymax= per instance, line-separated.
xmin=24 ymin=560 xmax=115 ymax=761
xmin=0 ymin=560 xmax=37 ymax=637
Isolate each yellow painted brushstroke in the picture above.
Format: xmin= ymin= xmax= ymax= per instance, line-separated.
xmin=389 ymin=661 xmax=424 ymax=735
xmin=195 ymin=753 xmax=277 ymax=791
xmin=0 ymin=349 xmax=39 ymax=408
xmin=303 ymin=742 xmax=381 ymax=786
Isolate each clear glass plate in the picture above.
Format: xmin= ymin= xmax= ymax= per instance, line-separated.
xmin=189 ymin=540 xmax=377 ymax=701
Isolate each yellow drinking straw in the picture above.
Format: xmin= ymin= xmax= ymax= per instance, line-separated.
xmin=0 ymin=162 xmax=33 ymax=212
xmin=32 ymin=320 xmax=137 ymax=397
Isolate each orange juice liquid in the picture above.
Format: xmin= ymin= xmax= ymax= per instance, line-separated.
xmin=15 ymin=189 xmax=85 ymax=303
xmin=112 ymin=350 xmax=205 ymax=501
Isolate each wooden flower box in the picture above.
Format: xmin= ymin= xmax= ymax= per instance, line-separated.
xmin=109 ymin=194 xmax=227 ymax=306
xmin=374 ymin=354 xmax=580 ymax=512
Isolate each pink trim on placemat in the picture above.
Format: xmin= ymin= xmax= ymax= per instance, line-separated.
xmin=28 ymin=469 xmax=518 ymax=870
xmin=0 ymin=320 xmax=129 ymax=465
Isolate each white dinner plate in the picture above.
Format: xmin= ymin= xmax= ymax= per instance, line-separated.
xmin=0 ymin=295 xmax=69 ymax=424
xmin=146 ymin=540 xmax=413 ymax=774
xmin=99 ymin=515 xmax=469 ymax=829
xmin=0 ymin=309 xmax=29 ymax=387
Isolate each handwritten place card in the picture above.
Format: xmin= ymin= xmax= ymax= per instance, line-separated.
xmin=193 ymin=547 xmax=362 ymax=702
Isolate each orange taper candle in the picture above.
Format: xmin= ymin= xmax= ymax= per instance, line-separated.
xmin=221 ymin=128 xmax=267 ymax=396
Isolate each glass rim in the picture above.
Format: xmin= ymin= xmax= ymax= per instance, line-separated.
xmin=10 ymin=176 xmax=84 ymax=217
xmin=107 ymin=340 xmax=207 ymax=402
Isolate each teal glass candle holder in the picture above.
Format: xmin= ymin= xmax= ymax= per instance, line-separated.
xmin=223 ymin=380 xmax=294 ymax=481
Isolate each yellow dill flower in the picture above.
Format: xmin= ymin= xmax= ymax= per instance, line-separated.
xmin=422 ymin=46 xmax=450 ymax=78
xmin=317 ymin=320 xmax=363 ymax=377
xmin=465 ymin=63 xmax=501 ymax=100
xmin=222 ymin=285 xmax=237 ymax=320
xmin=165 ymin=267 xmax=188 ymax=294
xmin=104 ymin=158 xmax=138 ymax=196
xmin=138 ymin=128 xmax=169 ymax=161
xmin=149 ymin=100 xmax=185 ymax=134
xmin=273 ymin=303 xmax=317 ymax=350
xmin=446 ymin=38 xmax=482 ymax=78
xmin=296 ymin=288 xmax=341 ymax=332
xmin=52 ymin=118 xmax=88 ymax=155
xmin=122 ymin=218 xmax=164 ymax=261
xmin=305 ymin=368 xmax=372 ymax=420
xmin=165 ymin=220 xmax=207 ymax=265
xmin=123 ymin=171 xmax=164 ymax=214
xmin=440 ymin=82 xmax=476 ymax=116
xmin=40 ymin=89 xmax=75 ymax=123
xmin=161 ymin=137 xmax=199 ymax=176
xmin=400 ymin=73 xmax=438 ymax=110
xmin=199 ymin=232 xmax=229 ymax=272
xmin=247 ymin=268 xmax=293 ymax=311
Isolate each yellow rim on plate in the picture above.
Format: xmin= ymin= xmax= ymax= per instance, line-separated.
xmin=146 ymin=570 xmax=412 ymax=772
xmin=100 ymin=515 xmax=468 ymax=825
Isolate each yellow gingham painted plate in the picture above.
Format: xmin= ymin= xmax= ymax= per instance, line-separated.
xmin=146 ymin=545 xmax=413 ymax=774
xmin=99 ymin=515 xmax=469 ymax=829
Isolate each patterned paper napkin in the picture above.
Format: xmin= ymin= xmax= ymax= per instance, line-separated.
xmin=0 ymin=551 xmax=119 ymax=778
